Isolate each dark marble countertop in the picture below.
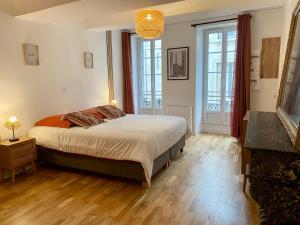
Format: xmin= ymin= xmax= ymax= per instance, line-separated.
xmin=245 ymin=111 xmax=299 ymax=154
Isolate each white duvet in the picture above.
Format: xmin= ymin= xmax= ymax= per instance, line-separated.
xmin=28 ymin=114 xmax=186 ymax=184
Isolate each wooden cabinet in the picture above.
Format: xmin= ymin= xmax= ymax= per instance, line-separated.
xmin=0 ymin=137 xmax=37 ymax=184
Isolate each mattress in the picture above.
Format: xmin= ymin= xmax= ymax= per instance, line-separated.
xmin=28 ymin=114 xmax=186 ymax=184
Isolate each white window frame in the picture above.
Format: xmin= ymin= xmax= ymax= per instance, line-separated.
xmin=137 ymin=38 xmax=162 ymax=115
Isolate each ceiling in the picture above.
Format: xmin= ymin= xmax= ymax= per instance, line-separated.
xmin=0 ymin=0 xmax=285 ymax=31
xmin=0 ymin=0 xmax=79 ymax=15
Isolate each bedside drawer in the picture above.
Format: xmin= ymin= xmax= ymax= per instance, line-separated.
xmin=12 ymin=143 xmax=34 ymax=159
xmin=12 ymin=153 xmax=33 ymax=167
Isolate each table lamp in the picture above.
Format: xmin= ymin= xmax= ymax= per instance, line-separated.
xmin=111 ymin=99 xmax=117 ymax=106
xmin=5 ymin=116 xmax=21 ymax=142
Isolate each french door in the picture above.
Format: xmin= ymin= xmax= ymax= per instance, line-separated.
xmin=203 ymin=27 xmax=237 ymax=131
xmin=138 ymin=39 xmax=162 ymax=114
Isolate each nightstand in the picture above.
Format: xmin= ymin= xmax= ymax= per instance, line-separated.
xmin=0 ymin=137 xmax=37 ymax=184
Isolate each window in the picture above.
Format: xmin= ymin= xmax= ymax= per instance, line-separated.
xmin=203 ymin=26 xmax=237 ymax=127
xmin=139 ymin=39 xmax=162 ymax=113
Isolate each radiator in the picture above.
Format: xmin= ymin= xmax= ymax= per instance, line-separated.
xmin=163 ymin=105 xmax=193 ymax=132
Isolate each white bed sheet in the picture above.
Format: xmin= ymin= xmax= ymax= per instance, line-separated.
xmin=28 ymin=114 xmax=186 ymax=184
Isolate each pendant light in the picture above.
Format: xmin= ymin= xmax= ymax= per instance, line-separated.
xmin=136 ymin=9 xmax=164 ymax=39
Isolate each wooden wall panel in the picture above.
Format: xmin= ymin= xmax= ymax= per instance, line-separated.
xmin=106 ymin=30 xmax=115 ymax=103
xmin=260 ymin=37 xmax=281 ymax=79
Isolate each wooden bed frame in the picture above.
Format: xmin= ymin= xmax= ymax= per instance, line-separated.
xmin=37 ymin=135 xmax=185 ymax=187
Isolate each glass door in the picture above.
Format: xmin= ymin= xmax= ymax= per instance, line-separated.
xmin=138 ymin=39 xmax=162 ymax=114
xmin=203 ymin=27 xmax=237 ymax=129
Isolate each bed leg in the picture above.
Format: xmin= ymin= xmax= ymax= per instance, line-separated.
xmin=142 ymin=181 xmax=150 ymax=189
xmin=180 ymin=148 xmax=184 ymax=153
xmin=165 ymin=160 xmax=171 ymax=168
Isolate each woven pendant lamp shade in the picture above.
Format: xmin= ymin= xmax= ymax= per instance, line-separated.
xmin=136 ymin=9 xmax=164 ymax=39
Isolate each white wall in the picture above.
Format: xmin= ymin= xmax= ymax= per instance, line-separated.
xmin=0 ymin=12 xmax=109 ymax=139
xmin=250 ymin=8 xmax=283 ymax=112
xmin=162 ymin=22 xmax=197 ymax=132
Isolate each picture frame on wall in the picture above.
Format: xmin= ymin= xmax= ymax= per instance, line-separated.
xmin=84 ymin=52 xmax=93 ymax=68
xmin=167 ymin=47 xmax=189 ymax=80
xmin=23 ymin=44 xmax=39 ymax=66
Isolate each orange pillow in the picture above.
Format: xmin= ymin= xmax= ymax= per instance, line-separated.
xmin=82 ymin=107 xmax=106 ymax=120
xmin=35 ymin=114 xmax=74 ymax=128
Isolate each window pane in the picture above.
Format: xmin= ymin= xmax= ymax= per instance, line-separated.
xmin=140 ymin=39 xmax=162 ymax=110
xmin=141 ymin=41 xmax=152 ymax=108
xmin=155 ymin=92 xmax=162 ymax=108
xmin=155 ymin=48 xmax=161 ymax=58
xmin=225 ymin=51 xmax=236 ymax=112
xmin=226 ymin=62 xmax=235 ymax=76
xmin=155 ymin=57 xmax=161 ymax=74
xmin=227 ymin=52 xmax=236 ymax=65
xmin=208 ymin=32 xmax=222 ymax=53
xmin=155 ymin=40 xmax=162 ymax=109
xmin=142 ymin=41 xmax=151 ymax=58
xmin=155 ymin=75 xmax=162 ymax=92
xmin=207 ymin=73 xmax=221 ymax=112
xmin=204 ymin=29 xmax=236 ymax=115
xmin=155 ymin=40 xmax=161 ymax=48
xmin=155 ymin=74 xmax=162 ymax=109
xmin=143 ymin=75 xmax=151 ymax=92
xmin=225 ymin=72 xmax=233 ymax=112
xmin=208 ymin=53 xmax=222 ymax=73
xmin=207 ymin=29 xmax=222 ymax=114
xmin=143 ymin=93 xmax=152 ymax=107
xmin=143 ymin=41 xmax=150 ymax=50
xmin=144 ymin=49 xmax=151 ymax=58
xmin=142 ymin=75 xmax=152 ymax=108
xmin=144 ymin=58 xmax=151 ymax=75
xmin=227 ymin=31 xmax=237 ymax=52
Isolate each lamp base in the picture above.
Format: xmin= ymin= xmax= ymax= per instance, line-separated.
xmin=9 ymin=137 xmax=19 ymax=142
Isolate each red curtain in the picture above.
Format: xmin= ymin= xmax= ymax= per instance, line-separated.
xmin=231 ymin=14 xmax=251 ymax=140
xmin=122 ymin=32 xmax=134 ymax=114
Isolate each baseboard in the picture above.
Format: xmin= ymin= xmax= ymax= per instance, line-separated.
xmin=201 ymin=123 xmax=230 ymax=135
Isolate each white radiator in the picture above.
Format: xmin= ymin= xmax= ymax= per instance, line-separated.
xmin=163 ymin=104 xmax=193 ymax=132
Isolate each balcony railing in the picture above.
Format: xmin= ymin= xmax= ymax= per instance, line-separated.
xmin=207 ymin=91 xmax=232 ymax=112
xmin=142 ymin=91 xmax=162 ymax=109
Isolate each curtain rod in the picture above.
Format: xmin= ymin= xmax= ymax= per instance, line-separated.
xmin=191 ymin=17 xmax=238 ymax=27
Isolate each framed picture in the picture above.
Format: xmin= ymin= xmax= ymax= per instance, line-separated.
xmin=23 ymin=44 xmax=39 ymax=66
xmin=84 ymin=52 xmax=93 ymax=68
xmin=167 ymin=47 xmax=189 ymax=80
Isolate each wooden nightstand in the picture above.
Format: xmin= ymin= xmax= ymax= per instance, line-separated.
xmin=0 ymin=137 xmax=37 ymax=184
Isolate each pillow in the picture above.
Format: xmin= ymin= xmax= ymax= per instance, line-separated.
xmin=63 ymin=111 xmax=104 ymax=128
xmin=96 ymin=105 xmax=126 ymax=120
xmin=35 ymin=114 xmax=74 ymax=128
xmin=81 ymin=107 xmax=105 ymax=120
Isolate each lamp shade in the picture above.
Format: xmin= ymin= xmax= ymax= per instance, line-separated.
xmin=136 ymin=9 xmax=164 ymax=39
xmin=5 ymin=116 xmax=21 ymax=130
xmin=111 ymin=99 xmax=117 ymax=106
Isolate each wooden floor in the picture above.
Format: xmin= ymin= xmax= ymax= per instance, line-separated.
xmin=0 ymin=134 xmax=259 ymax=225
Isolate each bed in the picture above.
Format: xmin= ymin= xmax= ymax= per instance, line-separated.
xmin=28 ymin=114 xmax=186 ymax=187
